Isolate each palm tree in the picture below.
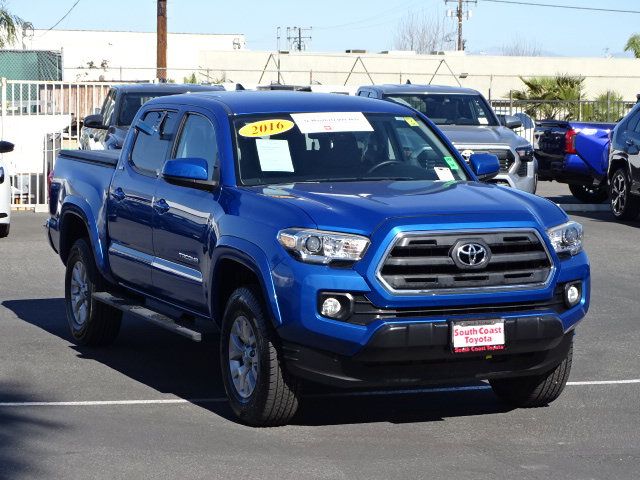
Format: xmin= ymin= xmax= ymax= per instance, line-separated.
xmin=625 ymin=34 xmax=640 ymax=58
xmin=0 ymin=5 xmax=29 ymax=48
xmin=512 ymin=74 xmax=584 ymax=120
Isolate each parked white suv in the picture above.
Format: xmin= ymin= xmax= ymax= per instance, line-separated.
xmin=0 ymin=141 xmax=15 ymax=238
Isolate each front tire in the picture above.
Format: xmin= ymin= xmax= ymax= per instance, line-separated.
xmin=610 ymin=168 xmax=640 ymax=220
xmin=220 ymin=286 xmax=299 ymax=427
xmin=490 ymin=343 xmax=572 ymax=408
xmin=64 ymin=238 xmax=122 ymax=346
xmin=568 ymin=183 xmax=608 ymax=203
xmin=0 ymin=223 xmax=9 ymax=238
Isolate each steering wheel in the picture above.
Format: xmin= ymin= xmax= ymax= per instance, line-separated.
xmin=409 ymin=146 xmax=431 ymax=167
xmin=367 ymin=161 xmax=404 ymax=174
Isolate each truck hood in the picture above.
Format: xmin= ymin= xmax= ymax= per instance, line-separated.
xmin=246 ymin=181 xmax=566 ymax=235
xmin=438 ymin=125 xmax=527 ymax=147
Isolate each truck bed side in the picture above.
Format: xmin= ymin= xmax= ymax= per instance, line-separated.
xmin=48 ymin=149 xmax=119 ymax=276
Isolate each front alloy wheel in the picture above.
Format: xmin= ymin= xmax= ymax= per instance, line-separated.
xmin=228 ymin=315 xmax=260 ymax=399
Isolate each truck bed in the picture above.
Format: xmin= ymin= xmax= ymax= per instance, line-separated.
xmin=58 ymin=149 xmax=120 ymax=167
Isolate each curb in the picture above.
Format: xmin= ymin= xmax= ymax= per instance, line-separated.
xmin=556 ymin=203 xmax=610 ymax=213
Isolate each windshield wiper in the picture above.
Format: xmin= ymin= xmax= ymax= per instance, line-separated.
xmin=297 ymin=176 xmax=415 ymax=183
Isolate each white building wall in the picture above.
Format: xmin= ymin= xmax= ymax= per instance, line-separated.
xmin=21 ymin=29 xmax=245 ymax=81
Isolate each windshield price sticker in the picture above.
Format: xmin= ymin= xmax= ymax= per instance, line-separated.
xmin=443 ymin=156 xmax=459 ymax=170
xmin=452 ymin=319 xmax=505 ymax=354
xmin=290 ymin=112 xmax=374 ymax=134
xmin=434 ymin=167 xmax=455 ymax=182
xmin=239 ymin=119 xmax=295 ymax=138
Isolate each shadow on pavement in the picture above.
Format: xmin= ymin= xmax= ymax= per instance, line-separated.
xmin=0 ymin=382 xmax=64 ymax=479
xmin=4 ymin=298 xmax=512 ymax=427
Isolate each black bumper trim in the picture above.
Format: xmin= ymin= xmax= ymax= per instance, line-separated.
xmin=283 ymin=316 xmax=571 ymax=388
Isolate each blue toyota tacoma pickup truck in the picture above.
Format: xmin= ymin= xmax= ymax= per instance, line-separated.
xmin=47 ymin=91 xmax=590 ymax=426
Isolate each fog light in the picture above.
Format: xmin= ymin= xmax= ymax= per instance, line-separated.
xmin=564 ymin=283 xmax=581 ymax=308
xmin=321 ymin=297 xmax=342 ymax=318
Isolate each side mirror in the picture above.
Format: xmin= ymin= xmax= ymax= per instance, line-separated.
xmin=503 ymin=115 xmax=523 ymax=130
xmin=84 ymin=114 xmax=106 ymax=129
xmin=0 ymin=141 xmax=14 ymax=153
xmin=162 ymin=157 xmax=218 ymax=190
xmin=470 ymin=153 xmax=500 ymax=181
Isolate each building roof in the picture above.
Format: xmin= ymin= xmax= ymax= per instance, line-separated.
xmin=149 ymin=90 xmax=414 ymax=116
xmin=364 ymin=84 xmax=482 ymax=96
xmin=111 ymin=83 xmax=224 ymax=94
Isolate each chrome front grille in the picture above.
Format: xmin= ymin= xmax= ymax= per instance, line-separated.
xmin=377 ymin=230 xmax=553 ymax=294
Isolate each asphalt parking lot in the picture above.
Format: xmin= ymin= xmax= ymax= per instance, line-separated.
xmin=1 ymin=183 xmax=639 ymax=480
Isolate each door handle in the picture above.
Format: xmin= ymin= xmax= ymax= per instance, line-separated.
xmin=111 ymin=187 xmax=126 ymax=201
xmin=153 ymin=198 xmax=170 ymax=214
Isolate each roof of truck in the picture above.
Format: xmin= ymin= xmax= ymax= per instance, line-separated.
xmin=148 ymin=90 xmax=415 ymax=115
xmin=361 ymin=84 xmax=481 ymax=96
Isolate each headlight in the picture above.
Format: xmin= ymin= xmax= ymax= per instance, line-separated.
xmin=547 ymin=221 xmax=583 ymax=256
xmin=515 ymin=145 xmax=534 ymax=162
xmin=277 ymin=228 xmax=370 ymax=264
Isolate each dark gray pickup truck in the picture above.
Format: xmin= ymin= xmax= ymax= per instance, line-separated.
xmin=80 ymin=83 xmax=223 ymax=150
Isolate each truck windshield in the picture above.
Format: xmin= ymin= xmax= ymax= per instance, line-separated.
xmin=385 ymin=94 xmax=499 ymax=127
xmin=233 ymin=112 xmax=468 ymax=186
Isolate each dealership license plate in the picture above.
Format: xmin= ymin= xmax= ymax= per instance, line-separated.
xmin=451 ymin=319 xmax=505 ymax=353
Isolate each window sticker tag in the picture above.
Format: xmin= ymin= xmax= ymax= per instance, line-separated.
xmin=443 ymin=156 xmax=459 ymax=170
xmin=404 ymin=117 xmax=419 ymax=127
xmin=256 ymin=139 xmax=294 ymax=172
xmin=290 ymin=112 xmax=373 ymax=134
xmin=478 ymin=117 xmax=489 ymax=125
xmin=434 ymin=167 xmax=455 ymax=181
xmin=239 ymin=119 xmax=294 ymax=138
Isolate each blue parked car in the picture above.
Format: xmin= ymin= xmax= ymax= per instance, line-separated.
xmin=47 ymin=91 xmax=590 ymax=426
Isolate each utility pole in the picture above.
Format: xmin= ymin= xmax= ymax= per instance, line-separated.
xmin=445 ymin=0 xmax=476 ymax=51
xmin=157 ymin=0 xmax=167 ymax=81
xmin=286 ymin=26 xmax=312 ymax=52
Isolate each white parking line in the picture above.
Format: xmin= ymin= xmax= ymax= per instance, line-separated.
xmin=0 ymin=380 xmax=638 ymax=408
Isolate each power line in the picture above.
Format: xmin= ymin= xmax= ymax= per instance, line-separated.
xmin=40 ymin=0 xmax=81 ymax=34
xmin=315 ymin=0 xmax=422 ymax=30
xmin=479 ymin=0 xmax=640 ymax=14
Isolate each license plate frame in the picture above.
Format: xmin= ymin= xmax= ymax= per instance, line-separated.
xmin=450 ymin=318 xmax=506 ymax=354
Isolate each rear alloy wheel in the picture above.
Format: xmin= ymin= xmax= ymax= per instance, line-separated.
xmin=610 ymin=168 xmax=640 ymax=220
xmin=568 ymin=183 xmax=608 ymax=203
xmin=64 ymin=238 xmax=122 ymax=346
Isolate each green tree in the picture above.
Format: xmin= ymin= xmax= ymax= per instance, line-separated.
xmin=0 ymin=4 xmax=30 ymax=48
xmin=512 ymin=74 xmax=584 ymax=120
xmin=582 ymin=90 xmax=625 ymax=122
xmin=624 ymin=34 xmax=640 ymax=58
xmin=183 ymin=72 xmax=198 ymax=84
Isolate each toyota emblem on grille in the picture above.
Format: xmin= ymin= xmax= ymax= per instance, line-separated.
xmin=453 ymin=241 xmax=491 ymax=269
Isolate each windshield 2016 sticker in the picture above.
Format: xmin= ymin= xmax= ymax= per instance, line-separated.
xmin=239 ymin=119 xmax=295 ymax=138
xmin=290 ymin=112 xmax=374 ymax=134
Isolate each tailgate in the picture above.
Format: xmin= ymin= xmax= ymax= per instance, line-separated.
xmin=534 ymin=121 xmax=569 ymax=159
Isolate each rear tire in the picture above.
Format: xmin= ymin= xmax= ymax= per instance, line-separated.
xmin=568 ymin=183 xmax=608 ymax=203
xmin=609 ymin=168 xmax=640 ymax=220
xmin=490 ymin=343 xmax=572 ymax=408
xmin=0 ymin=223 xmax=9 ymax=238
xmin=220 ymin=286 xmax=300 ymax=427
xmin=64 ymin=238 xmax=122 ymax=346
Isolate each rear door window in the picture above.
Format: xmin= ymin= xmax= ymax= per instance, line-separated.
xmin=130 ymin=110 xmax=179 ymax=176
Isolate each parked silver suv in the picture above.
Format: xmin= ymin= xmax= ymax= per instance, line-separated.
xmin=357 ymin=84 xmax=537 ymax=193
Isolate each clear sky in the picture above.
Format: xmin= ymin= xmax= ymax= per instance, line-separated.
xmin=8 ymin=0 xmax=640 ymax=57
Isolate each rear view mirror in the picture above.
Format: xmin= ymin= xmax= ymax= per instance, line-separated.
xmin=470 ymin=153 xmax=500 ymax=181
xmin=0 ymin=141 xmax=14 ymax=153
xmin=162 ymin=157 xmax=218 ymax=191
xmin=503 ymin=115 xmax=523 ymax=130
xmin=84 ymin=114 xmax=106 ymax=129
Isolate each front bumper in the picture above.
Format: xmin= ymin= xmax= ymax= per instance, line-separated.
xmin=283 ymin=317 xmax=574 ymax=388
